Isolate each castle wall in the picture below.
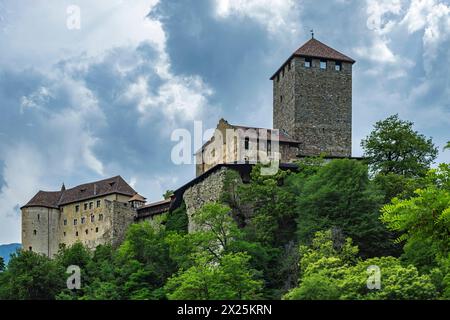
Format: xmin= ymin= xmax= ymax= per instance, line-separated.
xmin=21 ymin=207 xmax=60 ymax=257
xmin=183 ymin=167 xmax=228 ymax=232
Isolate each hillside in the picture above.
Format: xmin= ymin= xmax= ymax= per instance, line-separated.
xmin=0 ymin=243 xmax=21 ymax=264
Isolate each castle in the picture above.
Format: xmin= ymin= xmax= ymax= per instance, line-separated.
xmin=21 ymin=37 xmax=355 ymax=257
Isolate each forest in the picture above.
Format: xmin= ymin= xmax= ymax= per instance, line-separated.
xmin=0 ymin=114 xmax=449 ymax=300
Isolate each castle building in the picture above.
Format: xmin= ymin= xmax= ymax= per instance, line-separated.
xmin=21 ymin=176 xmax=146 ymax=257
xmin=195 ymin=37 xmax=355 ymax=176
xmin=22 ymin=37 xmax=356 ymax=253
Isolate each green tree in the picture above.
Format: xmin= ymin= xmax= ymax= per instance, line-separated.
xmin=0 ymin=257 xmax=4 ymax=272
xmin=381 ymin=163 xmax=450 ymax=269
xmin=285 ymin=230 xmax=437 ymax=300
xmin=164 ymin=252 xmax=263 ymax=300
xmin=294 ymin=159 xmax=398 ymax=257
xmin=163 ymin=190 xmax=174 ymax=200
xmin=445 ymin=142 xmax=450 ymax=150
xmin=361 ymin=114 xmax=438 ymax=177
xmin=166 ymin=202 xmax=188 ymax=234
xmin=0 ymin=250 xmax=65 ymax=300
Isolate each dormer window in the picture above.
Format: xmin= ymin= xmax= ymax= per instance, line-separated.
xmin=320 ymin=60 xmax=327 ymax=69
xmin=304 ymin=58 xmax=311 ymax=68
xmin=335 ymin=61 xmax=342 ymax=71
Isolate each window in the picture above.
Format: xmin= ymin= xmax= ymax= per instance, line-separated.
xmin=267 ymin=140 xmax=272 ymax=153
xmin=63 ymin=232 xmax=66 ymax=237
xmin=75 ymin=205 xmax=79 ymax=212
xmin=81 ymin=217 xmax=85 ymax=224
xmin=64 ymin=219 xmax=67 ymax=226
xmin=96 ymin=200 xmax=101 ymax=208
xmin=304 ymin=58 xmax=311 ymax=68
xmin=320 ymin=60 xmax=327 ymax=69
xmin=244 ymin=137 xmax=250 ymax=150
xmin=276 ymin=74 xmax=279 ymax=82
xmin=91 ymin=215 xmax=95 ymax=223
xmin=76 ymin=231 xmax=79 ymax=237
xmin=96 ymin=227 xmax=99 ymax=233
xmin=74 ymin=219 xmax=78 ymax=226
xmin=37 ymin=214 xmax=40 ymax=221
xmin=84 ymin=203 xmax=88 ymax=210
xmin=29 ymin=246 xmax=32 ymax=251
xmin=211 ymin=149 xmax=215 ymax=158
xmin=85 ymin=229 xmax=88 ymax=235
xmin=335 ymin=61 xmax=342 ymax=71
xmin=33 ymin=229 xmax=37 ymax=235
xmin=99 ymin=214 xmax=104 ymax=221
xmin=89 ymin=202 xmax=93 ymax=209
xmin=280 ymin=95 xmax=283 ymax=103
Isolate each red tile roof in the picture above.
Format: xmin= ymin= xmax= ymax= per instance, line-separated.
xmin=22 ymin=176 xmax=137 ymax=209
xmin=271 ymin=38 xmax=355 ymax=79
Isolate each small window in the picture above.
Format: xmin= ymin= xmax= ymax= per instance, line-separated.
xmin=37 ymin=214 xmax=40 ymax=221
xmin=33 ymin=229 xmax=37 ymax=236
xmin=335 ymin=61 xmax=342 ymax=71
xmin=244 ymin=137 xmax=250 ymax=150
xmin=211 ymin=149 xmax=215 ymax=158
xmin=320 ymin=60 xmax=327 ymax=69
xmin=81 ymin=217 xmax=86 ymax=224
xmin=99 ymin=214 xmax=104 ymax=221
xmin=96 ymin=227 xmax=99 ymax=233
xmin=280 ymin=95 xmax=283 ymax=103
xmin=96 ymin=200 xmax=101 ymax=208
xmin=85 ymin=229 xmax=88 ymax=235
xmin=29 ymin=246 xmax=32 ymax=251
xmin=84 ymin=203 xmax=88 ymax=210
xmin=268 ymin=140 xmax=272 ymax=153
xmin=76 ymin=231 xmax=79 ymax=237
xmin=304 ymin=58 xmax=311 ymax=68
xmin=74 ymin=219 xmax=78 ymax=226
xmin=89 ymin=202 xmax=93 ymax=209
xmin=75 ymin=205 xmax=79 ymax=213
xmin=91 ymin=215 xmax=95 ymax=223
xmin=63 ymin=232 xmax=66 ymax=237
xmin=63 ymin=219 xmax=67 ymax=226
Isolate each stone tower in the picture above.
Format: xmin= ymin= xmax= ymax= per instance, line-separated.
xmin=271 ymin=37 xmax=355 ymax=157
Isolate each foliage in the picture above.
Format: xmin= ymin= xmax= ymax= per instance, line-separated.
xmin=166 ymin=202 xmax=188 ymax=234
xmin=0 ymin=250 xmax=65 ymax=300
xmin=361 ymin=114 xmax=438 ymax=177
xmin=163 ymin=190 xmax=174 ymax=200
xmin=0 ymin=257 xmax=4 ymax=272
xmin=293 ymin=159 xmax=398 ymax=257
xmin=381 ymin=163 xmax=450 ymax=269
xmin=284 ymin=231 xmax=437 ymax=300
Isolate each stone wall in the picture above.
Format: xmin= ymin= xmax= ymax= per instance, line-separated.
xmin=273 ymin=56 xmax=352 ymax=158
xmin=183 ymin=167 xmax=228 ymax=232
xmin=110 ymin=200 xmax=137 ymax=248
xmin=22 ymin=207 xmax=60 ymax=257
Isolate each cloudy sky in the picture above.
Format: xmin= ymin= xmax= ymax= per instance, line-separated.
xmin=0 ymin=0 xmax=449 ymax=244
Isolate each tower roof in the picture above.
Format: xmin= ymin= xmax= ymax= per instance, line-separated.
xmin=270 ymin=38 xmax=355 ymax=79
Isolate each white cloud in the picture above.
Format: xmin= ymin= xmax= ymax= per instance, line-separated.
xmin=214 ymin=0 xmax=301 ymax=36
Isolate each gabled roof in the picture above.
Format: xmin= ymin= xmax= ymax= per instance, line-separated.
xmin=128 ymin=193 xmax=147 ymax=202
xmin=271 ymin=38 xmax=355 ymax=79
xmin=22 ymin=176 xmax=137 ymax=209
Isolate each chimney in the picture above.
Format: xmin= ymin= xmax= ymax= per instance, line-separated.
xmin=94 ymin=184 xmax=97 ymax=196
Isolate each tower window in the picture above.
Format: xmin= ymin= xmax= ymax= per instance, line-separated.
xmin=37 ymin=214 xmax=40 ymax=221
xmin=64 ymin=232 xmax=66 ymax=237
xmin=75 ymin=205 xmax=79 ymax=212
xmin=96 ymin=227 xmax=99 ymax=233
xmin=85 ymin=229 xmax=88 ymax=235
xmin=74 ymin=219 xmax=78 ymax=226
xmin=96 ymin=200 xmax=101 ymax=208
xmin=244 ymin=137 xmax=250 ymax=150
xmin=91 ymin=215 xmax=95 ymax=223
xmin=320 ymin=60 xmax=327 ymax=69
xmin=84 ymin=203 xmax=88 ymax=210
xmin=63 ymin=219 xmax=67 ymax=226
xmin=89 ymin=202 xmax=93 ymax=209
xmin=33 ymin=229 xmax=37 ymax=235
xmin=280 ymin=95 xmax=283 ymax=103
xmin=304 ymin=58 xmax=311 ymax=68
xmin=76 ymin=231 xmax=79 ymax=237
xmin=29 ymin=246 xmax=32 ymax=251
xmin=335 ymin=61 xmax=342 ymax=71
xmin=81 ymin=217 xmax=85 ymax=224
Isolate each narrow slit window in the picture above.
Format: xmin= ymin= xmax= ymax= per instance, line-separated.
xmin=244 ymin=137 xmax=250 ymax=150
